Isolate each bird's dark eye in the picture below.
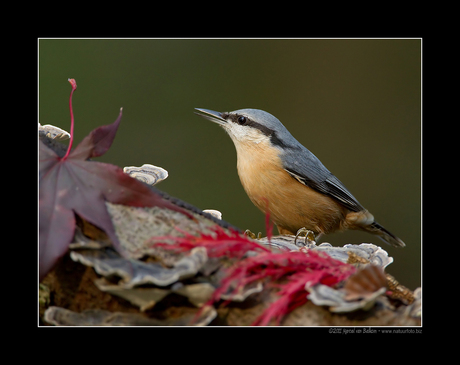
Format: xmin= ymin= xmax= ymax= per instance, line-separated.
xmin=237 ymin=116 xmax=247 ymax=125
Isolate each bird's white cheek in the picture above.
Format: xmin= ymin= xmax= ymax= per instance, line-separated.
xmin=224 ymin=124 xmax=268 ymax=144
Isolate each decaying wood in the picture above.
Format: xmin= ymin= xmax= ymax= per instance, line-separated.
xmin=39 ymin=204 xmax=421 ymax=326
xmin=39 ymin=135 xmax=421 ymax=327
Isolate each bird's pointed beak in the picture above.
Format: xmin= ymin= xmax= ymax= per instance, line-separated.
xmin=194 ymin=108 xmax=227 ymax=126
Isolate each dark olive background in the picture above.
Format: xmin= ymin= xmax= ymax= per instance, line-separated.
xmin=39 ymin=39 xmax=421 ymax=290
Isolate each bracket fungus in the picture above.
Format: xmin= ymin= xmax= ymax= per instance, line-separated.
xmin=38 ymin=123 xmax=71 ymax=141
xmin=123 ymin=164 xmax=169 ymax=186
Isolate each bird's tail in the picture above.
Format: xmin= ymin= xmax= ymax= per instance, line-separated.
xmin=365 ymin=221 xmax=406 ymax=248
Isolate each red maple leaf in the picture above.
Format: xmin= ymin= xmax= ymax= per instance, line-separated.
xmin=39 ymin=79 xmax=191 ymax=281
xmin=153 ymin=226 xmax=271 ymax=258
xmin=154 ymin=221 xmax=356 ymax=326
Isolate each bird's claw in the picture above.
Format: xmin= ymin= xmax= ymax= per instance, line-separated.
xmin=244 ymin=229 xmax=262 ymax=239
xmin=294 ymin=227 xmax=316 ymax=247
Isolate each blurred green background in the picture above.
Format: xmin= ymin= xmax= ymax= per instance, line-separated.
xmin=38 ymin=39 xmax=421 ymax=290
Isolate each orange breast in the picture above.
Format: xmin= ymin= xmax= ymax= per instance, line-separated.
xmin=234 ymin=140 xmax=347 ymax=235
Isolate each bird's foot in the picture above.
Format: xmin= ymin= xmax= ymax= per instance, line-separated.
xmin=294 ymin=227 xmax=317 ymax=247
xmin=244 ymin=229 xmax=262 ymax=239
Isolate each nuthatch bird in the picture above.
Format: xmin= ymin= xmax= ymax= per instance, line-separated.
xmin=195 ymin=108 xmax=405 ymax=248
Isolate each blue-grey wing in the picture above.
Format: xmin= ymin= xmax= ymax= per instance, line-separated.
xmin=281 ymin=147 xmax=365 ymax=213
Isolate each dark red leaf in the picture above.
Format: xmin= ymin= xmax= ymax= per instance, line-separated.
xmin=39 ymin=109 xmax=192 ymax=281
xmin=69 ymin=109 xmax=123 ymax=160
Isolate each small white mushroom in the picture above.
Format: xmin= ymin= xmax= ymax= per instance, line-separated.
xmin=38 ymin=123 xmax=70 ymax=141
xmin=203 ymin=209 xmax=223 ymax=220
xmin=123 ymin=164 xmax=168 ymax=186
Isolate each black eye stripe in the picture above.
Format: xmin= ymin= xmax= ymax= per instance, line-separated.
xmin=226 ymin=114 xmax=271 ymax=136
xmin=221 ymin=112 xmax=292 ymax=149
xmin=221 ymin=112 xmax=294 ymax=149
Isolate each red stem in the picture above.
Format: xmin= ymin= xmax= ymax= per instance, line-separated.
xmin=62 ymin=79 xmax=77 ymax=160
